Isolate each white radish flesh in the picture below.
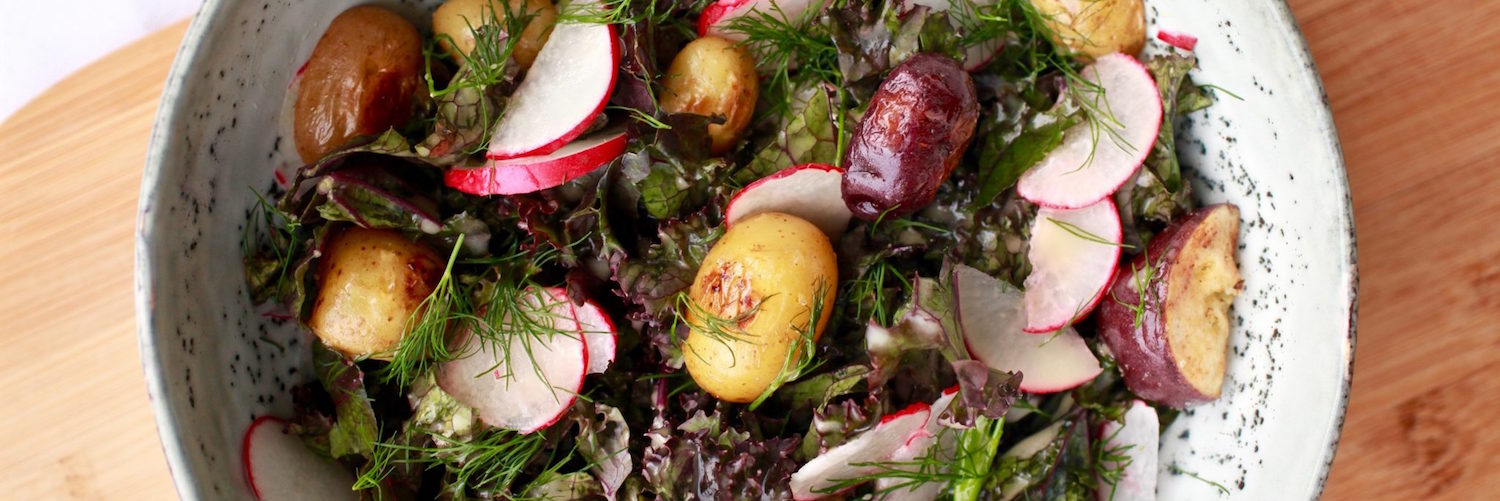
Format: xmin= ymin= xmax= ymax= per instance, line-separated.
xmin=790 ymin=403 xmax=932 ymax=500
xmin=1017 ymin=53 xmax=1163 ymax=209
xmin=1097 ymin=400 xmax=1160 ymax=501
xmin=953 ymin=265 xmax=1102 ymax=393
xmin=699 ymin=0 xmax=821 ymax=42
xmin=1023 ymin=198 xmax=1123 ymax=333
xmin=437 ymin=288 xmax=588 ymax=434
xmin=451 ymin=125 xmax=628 ymax=195
xmin=242 ymin=416 xmax=357 ymax=501
xmin=725 ymin=163 xmax=852 ymax=236
xmin=873 ymin=388 xmax=963 ymax=500
xmin=486 ymin=22 xmax=619 ymax=159
xmin=574 ymin=296 xmax=618 ymax=374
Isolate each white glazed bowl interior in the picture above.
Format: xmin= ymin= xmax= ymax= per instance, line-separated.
xmin=136 ymin=0 xmax=1355 ymax=499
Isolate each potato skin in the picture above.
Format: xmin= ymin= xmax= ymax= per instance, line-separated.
xmin=293 ymin=6 xmax=424 ymax=164
xmin=309 ymin=227 xmax=443 ymax=359
xmin=660 ymin=36 xmax=760 ymax=155
xmin=432 ymin=0 xmax=556 ymax=69
xmin=1096 ymin=204 xmax=1242 ymax=408
xmin=1031 ymin=0 xmax=1146 ymax=59
xmin=841 ymin=53 xmax=978 ymax=220
xmin=684 ymin=213 xmax=838 ymax=403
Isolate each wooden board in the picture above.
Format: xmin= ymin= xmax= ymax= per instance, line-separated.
xmin=0 ymin=1 xmax=1496 ymax=498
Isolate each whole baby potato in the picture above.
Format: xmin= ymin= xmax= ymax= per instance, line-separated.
xmin=841 ymin=53 xmax=978 ymax=220
xmin=293 ymin=5 xmax=424 ymax=164
xmin=660 ymin=36 xmax=760 ymax=155
xmin=432 ymin=0 xmax=557 ymax=69
xmin=309 ymin=227 xmax=443 ymax=359
xmin=1031 ymin=0 xmax=1146 ymax=59
xmin=684 ymin=213 xmax=838 ymax=403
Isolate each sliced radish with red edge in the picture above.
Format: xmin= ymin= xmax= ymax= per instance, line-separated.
xmin=725 ymin=163 xmax=852 ymax=236
xmin=1017 ymin=53 xmax=1163 ymax=209
xmin=437 ymin=287 xmax=588 ymax=434
xmin=450 ymin=124 xmax=627 ymax=195
xmin=486 ymin=22 xmax=619 ymax=159
xmin=790 ymin=402 xmax=932 ymax=500
xmin=699 ymin=0 xmax=821 ymax=42
xmin=953 ymin=265 xmax=1102 ymax=393
xmin=242 ymin=416 xmax=357 ymax=501
xmin=873 ymin=387 xmax=962 ymax=500
xmin=1023 ymin=198 xmax=1123 ymax=333
xmin=1156 ymin=29 xmax=1199 ymax=51
xmin=574 ymin=296 xmax=618 ymax=374
xmin=1096 ymin=400 xmax=1160 ymax=501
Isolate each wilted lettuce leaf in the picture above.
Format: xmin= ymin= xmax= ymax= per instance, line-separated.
xmin=970 ymin=74 xmax=1077 ymax=208
xmin=642 ymin=408 xmax=799 ymax=501
xmin=1144 ymin=53 xmax=1209 ymax=193
xmin=313 ymin=344 xmax=379 ymax=459
xmin=742 ymin=84 xmax=843 ymax=183
xmin=315 ymin=167 xmax=443 ymax=232
xmin=571 ymin=402 xmax=632 ymax=499
xmin=524 ymin=472 xmax=604 ymax=499
xmin=415 ymin=63 xmax=509 ymax=166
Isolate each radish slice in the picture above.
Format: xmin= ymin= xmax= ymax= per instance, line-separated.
xmin=790 ymin=402 xmax=932 ymax=500
xmin=725 ymin=163 xmax=852 ymax=236
xmin=241 ymin=416 xmax=357 ymax=501
xmin=437 ymin=287 xmax=588 ymax=434
xmin=1097 ymin=400 xmax=1160 ymax=501
xmin=1156 ymin=30 xmax=1199 ymax=51
xmin=449 ymin=125 xmax=627 ymax=195
xmin=574 ymin=297 xmax=618 ymax=374
xmin=873 ymin=388 xmax=961 ymax=500
xmin=699 ymin=0 xmax=821 ymax=42
xmin=1017 ymin=53 xmax=1163 ymax=209
xmin=953 ymin=265 xmax=1102 ymax=393
xmin=487 ymin=21 xmax=619 ymax=159
xmin=1023 ymin=198 xmax=1123 ymax=333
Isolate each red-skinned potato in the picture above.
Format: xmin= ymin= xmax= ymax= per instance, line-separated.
xmin=1096 ymin=204 xmax=1243 ymax=408
xmin=294 ymin=6 xmax=425 ymax=164
xmin=841 ymin=53 xmax=978 ymax=220
xmin=309 ymin=227 xmax=443 ymax=359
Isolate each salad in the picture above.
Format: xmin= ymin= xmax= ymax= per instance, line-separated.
xmin=241 ymin=0 xmax=1244 ymax=499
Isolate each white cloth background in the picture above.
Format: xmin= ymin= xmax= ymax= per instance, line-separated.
xmin=0 ymin=0 xmax=204 ymax=123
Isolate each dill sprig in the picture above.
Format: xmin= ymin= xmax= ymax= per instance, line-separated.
xmin=354 ymin=427 xmax=550 ymax=494
xmin=1094 ymin=424 xmax=1136 ymax=501
xmin=469 ymin=278 xmax=580 ymax=390
xmin=380 ymin=235 xmax=478 ymax=388
xmin=1047 ymin=217 xmax=1134 ymax=249
xmin=426 ymin=1 xmax=533 ymax=98
xmin=1111 ymin=254 xmax=1163 ymax=330
xmin=243 ymin=187 xmax=304 ymax=298
xmin=846 ymin=258 xmax=911 ymax=326
xmin=1167 ymin=463 xmax=1231 ymax=495
xmin=556 ymin=0 xmax=678 ymax=26
xmin=748 ymin=279 xmax=830 ymax=410
xmin=721 ymin=0 xmax=841 ymax=116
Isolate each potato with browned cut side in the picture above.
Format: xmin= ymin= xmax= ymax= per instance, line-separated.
xmin=1096 ymin=204 xmax=1243 ymax=408
xmin=309 ymin=227 xmax=443 ymax=359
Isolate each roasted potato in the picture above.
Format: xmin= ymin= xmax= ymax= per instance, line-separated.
xmin=660 ymin=35 xmax=760 ymax=154
xmin=309 ymin=227 xmax=443 ymax=359
xmin=293 ymin=5 xmax=424 ymax=164
xmin=432 ymin=0 xmax=556 ymax=69
xmin=1095 ymin=204 xmax=1243 ymax=408
xmin=684 ymin=213 xmax=838 ymax=403
xmin=1031 ymin=0 xmax=1147 ymax=59
xmin=841 ymin=53 xmax=979 ymax=220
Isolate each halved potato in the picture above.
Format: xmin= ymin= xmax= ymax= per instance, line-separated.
xmin=1096 ymin=204 xmax=1242 ymax=408
xmin=1031 ymin=0 xmax=1146 ymax=60
xmin=309 ymin=227 xmax=443 ymax=359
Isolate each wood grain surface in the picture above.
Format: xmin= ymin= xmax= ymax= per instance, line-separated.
xmin=0 ymin=1 xmax=1493 ymax=498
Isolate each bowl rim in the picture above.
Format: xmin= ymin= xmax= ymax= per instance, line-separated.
xmin=134 ymin=0 xmax=1357 ymax=499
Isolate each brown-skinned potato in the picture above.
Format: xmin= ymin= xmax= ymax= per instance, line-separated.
xmin=293 ymin=6 xmax=424 ymax=164
xmin=1096 ymin=204 xmax=1243 ymax=408
xmin=309 ymin=227 xmax=443 ymax=359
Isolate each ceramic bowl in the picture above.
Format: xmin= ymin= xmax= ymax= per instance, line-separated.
xmin=136 ymin=0 xmax=1356 ymax=498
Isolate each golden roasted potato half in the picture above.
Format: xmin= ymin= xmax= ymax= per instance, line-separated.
xmin=309 ymin=227 xmax=443 ymax=359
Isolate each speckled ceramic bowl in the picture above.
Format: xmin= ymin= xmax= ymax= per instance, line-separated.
xmin=135 ymin=0 xmax=1356 ymax=499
